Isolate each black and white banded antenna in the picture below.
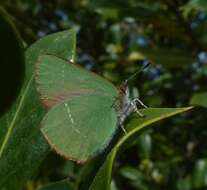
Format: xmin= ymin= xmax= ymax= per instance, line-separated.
xmin=123 ymin=60 xmax=150 ymax=86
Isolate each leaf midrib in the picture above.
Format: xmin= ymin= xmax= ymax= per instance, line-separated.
xmin=116 ymin=107 xmax=193 ymax=150
xmin=89 ymin=107 xmax=193 ymax=190
xmin=0 ymin=74 xmax=34 ymax=157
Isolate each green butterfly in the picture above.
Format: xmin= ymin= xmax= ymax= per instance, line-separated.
xmin=36 ymin=54 xmax=147 ymax=163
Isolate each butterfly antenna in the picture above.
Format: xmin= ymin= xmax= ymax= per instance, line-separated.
xmin=124 ymin=61 xmax=150 ymax=85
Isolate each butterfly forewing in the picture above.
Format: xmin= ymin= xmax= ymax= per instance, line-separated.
xmin=36 ymin=54 xmax=118 ymax=108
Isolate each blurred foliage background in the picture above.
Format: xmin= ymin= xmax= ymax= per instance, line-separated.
xmin=1 ymin=0 xmax=207 ymax=189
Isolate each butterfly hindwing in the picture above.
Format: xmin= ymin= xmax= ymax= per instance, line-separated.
xmin=41 ymin=94 xmax=117 ymax=163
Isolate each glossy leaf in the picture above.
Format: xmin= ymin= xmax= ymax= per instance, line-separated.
xmin=0 ymin=29 xmax=76 ymax=190
xmin=89 ymin=107 xmax=192 ymax=190
xmin=0 ymin=7 xmax=24 ymax=115
xmin=190 ymin=92 xmax=207 ymax=108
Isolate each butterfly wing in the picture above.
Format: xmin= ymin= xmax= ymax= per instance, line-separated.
xmin=36 ymin=54 xmax=118 ymax=107
xmin=41 ymin=94 xmax=117 ymax=163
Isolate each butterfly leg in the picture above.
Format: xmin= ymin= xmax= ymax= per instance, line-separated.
xmin=118 ymin=105 xmax=132 ymax=134
xmin=118 ymin=98 xmax=147 ymax=134
xmin=120 ymin=123 xmax=127 ymax=134
xmin=132 ymin=98 xmax=148 ymax=108
xmin=130 ymin=100 xmax=145 ymax=117
xmin=118 ymin=103 xmax=142 ymax=134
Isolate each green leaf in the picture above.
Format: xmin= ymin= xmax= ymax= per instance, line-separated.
xmin=176 ymin=176 xmax=192 ymax=190
xmin=137 ymin=48 xmax=195 ymax=67
xmin=0 ymin=29 xmax=76 ymax=190
xmin=0 ymin=7 xmax=24 ymax=115
xmin=192 ymin=159 xmax=207 ymax=188
xmin=190 ymin=92 xmax=207 ymax=108
xmin=89 ymin=107 xmax=193 ymax=190
xmin=119 ymin=166 xmax=144 ymax=188
xmin=90 ymin=0 xmax=161 ymax=20
xmin=137 ymin=132 xmax=152 ymax=159
xmin=120 ymin=167 xmax=143 ymax=181
xmin=38 ymin=180 xmax=74 ymax=190
xmin=182 ymin=0 xmax=207 ymax=17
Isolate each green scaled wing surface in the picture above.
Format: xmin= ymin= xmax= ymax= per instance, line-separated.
xmin=41 ymin=94 xmax=117 ymax=163
xmin=36 ymin=55 xmax=118 ymax=107
xmin=36 ymin=54 xmax=119 ymax=163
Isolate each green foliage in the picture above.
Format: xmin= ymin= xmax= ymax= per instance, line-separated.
xmin=190 ymin=92 xmax=207 ymax=107
xmin=136 ymin=48 xmax=195 ymax=68
xmin=0 ymin=29 xmax=76 ymax=190
xmin=38 ymin=180 xmax=74 ymax=190
xmin=89 ymin=108 xmax=192 ymax=190
xmin=0 ymin=0 xmax=207 ymax=190
xmin=182 ymin=0 xmax=207 ymax=17
xmin=0 ymin=7 xmax=24 ymax=115
xmin=192 ymin=159 xmax=207 ymax=188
